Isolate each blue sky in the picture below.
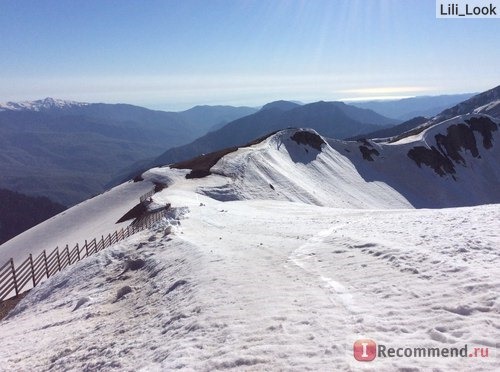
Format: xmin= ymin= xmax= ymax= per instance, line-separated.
xmin=1 ymin=0 xmax=499 ymax=110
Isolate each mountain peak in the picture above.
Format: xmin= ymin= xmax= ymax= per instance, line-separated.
xmin=260 ymin=100 xmax=301 ymax=112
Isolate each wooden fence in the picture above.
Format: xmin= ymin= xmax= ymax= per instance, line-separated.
xmin=0 ymin=208 xmax=166 ymax=302
xmin=140 ymin=188 xmax=155 ymax=203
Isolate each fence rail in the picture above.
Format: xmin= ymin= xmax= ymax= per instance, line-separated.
xmin=0 ymin=208 xmax=166 ymax=302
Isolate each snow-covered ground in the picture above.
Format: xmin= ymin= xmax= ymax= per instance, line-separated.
xmin=0 ymin=194 xmax=498 ymax=371
xmin=0 ymin=122 xmax=499 ymax=371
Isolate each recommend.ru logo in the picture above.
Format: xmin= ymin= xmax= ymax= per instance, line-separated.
xmin=353 ymin=339 xmax=490 ymax=361
xmin=353 ymin=339 xmax=377 ymax=361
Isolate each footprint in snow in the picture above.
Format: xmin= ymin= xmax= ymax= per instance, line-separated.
xmin=166 ymin=280 xmax=188 ymax=295
xmin=114 ymin=286 xmax=133 ymax=302
xmin=117 ymin=258 xmax=146 ymax=278
xmin=72 ymin=297 xmax=91 ymax=311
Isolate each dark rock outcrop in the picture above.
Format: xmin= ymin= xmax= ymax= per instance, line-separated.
xmin=290 ymin=131 xmax=325 ymax=151
xmin=408 ymin=146 xmax=456 ymax=176
xmin=357 ymin=139 xmax=380 ymax=161
xmin=359 ymin=146 xmax=380 ymax=161
xmin=407 ymin=116 xmax=497 ymax=176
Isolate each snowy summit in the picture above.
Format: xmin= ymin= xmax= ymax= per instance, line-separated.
xmin=0 ymin=97 xmax=89 ymax=112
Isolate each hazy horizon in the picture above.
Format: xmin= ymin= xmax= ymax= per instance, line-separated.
xmin=1 ymin=0 xmax=499 ymax=110
xmin=0 ymin=90 xmax=481 ymax=112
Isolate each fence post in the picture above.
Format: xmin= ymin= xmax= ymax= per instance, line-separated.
xmin=56 ymin=248 xmax=61 ymax=272
xmin=101 ymin=235 xmax=104 ymax=250
xmin=76 ymin=243 xmax=80 ymax=261
xmin=85 ymin=240 xmax=89 ymax=256
xmin=92 ymin=238 xmax=97 ymax=252
xmin=66 ymin=245 xmax=70 ymax=265
xmin=10 ymin=258 xmax=19 ymax=297
xmin=29 ymin=254 xmax=36 ymax=287
xmin=43 ymin=250 xmax=49 ymax=278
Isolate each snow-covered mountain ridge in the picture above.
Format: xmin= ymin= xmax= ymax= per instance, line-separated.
xmin=161 ymin=113 xmax=498 ymax=209
xmin=387 ymin=85 xmax=500 ymax=143
xmin=340 ymin=114 xmax=500 ymax=207
xmin=0 ymin=97 xmax=90 ymax=112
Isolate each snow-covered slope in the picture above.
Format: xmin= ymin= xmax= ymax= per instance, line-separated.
xmin=330 ymin=114 xmax=500 ymax=207
xmin=0 ymin=115 xmax=498 ymax=370
xmin=0 ymin=180 xmax=154 ymax=266
xmin=0 ymin=197 xmax=498 ymax=371
xmin=474 ymin=99 xmax=500 ymax=118
xmin=199 ymin=130 xmax=412 ymax=209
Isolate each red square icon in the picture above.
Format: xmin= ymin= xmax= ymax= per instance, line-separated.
xmin=353 ymin=339 xmax=377 ymax=361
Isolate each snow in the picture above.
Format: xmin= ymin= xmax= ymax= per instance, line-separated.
xmin=0 ymin=97 xmax=89 ymax=111
xmin=204 ymin=130 xmax=412 ymax=209
xmin=328 ymin=116 xmax=500 ymax=208
xmin=0 ymin=197 xmax=498 ymax=371
xmin=474 ymin=100 xmax=500 ymax=118
xmin=0 ymin=122 xmax=499 ymax=370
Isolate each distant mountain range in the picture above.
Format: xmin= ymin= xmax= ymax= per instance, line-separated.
xmin=347 ymin=86 xmax=500 ymax=141
xmin=0 ymin=98 xmax=255 ymax=206
xmin=347 ymin=116 xmax=429 ymax=141
xmin=178 ymin=105 xmax=257 ymax=132
xmin=351 ymin=93 xmax=475 ymax=120
xmin=148 ymin=100 xmax=397 ymax=169
xmin=0 ymin=98 xmax=258 ymax=138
